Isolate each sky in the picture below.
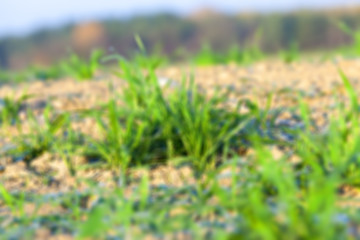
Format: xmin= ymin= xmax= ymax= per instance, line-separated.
xmin=1 ymin=0 xmax=360 ymax=37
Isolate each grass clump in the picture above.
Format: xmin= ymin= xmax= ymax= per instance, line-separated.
xmin=337 ymin=21 xmax=360 ymax=56
xmin=89 ymin=51 xmax=269 ymax=172
xmin=0 ymin=49 xmax=105 ymax=84
xmin=30 ymin=64 xmax=64 ymax=80
xmin=280 ymin=42 xmax=300 ymax=63
xmin=0 ymin=94 xmax=32 ymax=126
xmin=60 ymin=49 xmax=104 ymax=81
xmin=295 ymin=70 xmax=360 ymax=187
xmin=5 ymin=106 xmax=69 ymax=166
xmin=193 ymin=43 xmax=264 ymax=66
xmin=227 ymin=45 xmax=264 ymax=65
xmin=193 ymin=44 xmax=224 ymax=66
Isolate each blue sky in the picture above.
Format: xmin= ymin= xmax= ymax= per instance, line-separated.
xmin=1 ymin=0 xmax=360 ymax=37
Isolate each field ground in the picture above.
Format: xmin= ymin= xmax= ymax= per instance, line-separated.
xmin=2 ymin=57 xmax=360 ymax=239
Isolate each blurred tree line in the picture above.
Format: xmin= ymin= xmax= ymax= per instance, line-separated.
xmin=1 ymin=7 xmax=360 ymax=70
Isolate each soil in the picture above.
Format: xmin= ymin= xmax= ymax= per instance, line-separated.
xmin=1 ymin=57 xmax=360 ymax=211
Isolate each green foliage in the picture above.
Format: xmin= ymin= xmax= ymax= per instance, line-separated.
xmin=0 ymin=70 xmax=32 ymax=84
xmin=280 ymin=42 xmax=300 ymax=63
xmin=194 ymin=44 xmax=264 ymax=66
xmin=88 ymin=52 xmax=268 ymax=171
xmin=193 ymin=44 xmax=224 ymax=66
xmin=0 ymin=94 xmax=32 ymax=126
xmin=337 ymin=21 xmax=360 ymax=55
xmin=6 ymin=106 xmax=69 ymax=166
xmin=0 ymin=49 xmax=105 ymax=83
xmin=0 ymin=185 xmax=26 ymax=218
xmin=295 ymin=70 xmax=360 ymax=187
xmin=130 ymin=34 xmax=168 ymax=69
xmin=60 ymin=49 xmax=104 ymax=80
xmin=30 ymin=65 xmax=64 ymax=80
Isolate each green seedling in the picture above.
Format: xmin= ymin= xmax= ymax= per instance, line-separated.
xmin=131 ymin=34 xmax=167 ymax=69
xmin=295 ymin=70 xmax=360 ymax=187
xmin=0 ymin=185 xmax=26 ymax=217
xmin=101 ymin=53 xmax=266 ymax=172
xmin=337 ymin=21 xmax=360 ymax=56
xmin=6 ymin=105 xmax=69 ymax=166
xmin=193 ymin=43 xmax=223 ymax=66
xmin=60 ymin=49 xmax=104 ymax=80
xmin=30 ymin=64 xmax=64 ymax=80
xmin=193 ymin=43 xmax=264 ymax=66
xmin=0 ymin=93 xmax=32 ymax=126
xmin=281 ymin=42 xmax=300 ymax=63
xmin=53 ymin=123 xmax=86 ymax=176
xmin=225 ymin=45 xmax=261 ymax=65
